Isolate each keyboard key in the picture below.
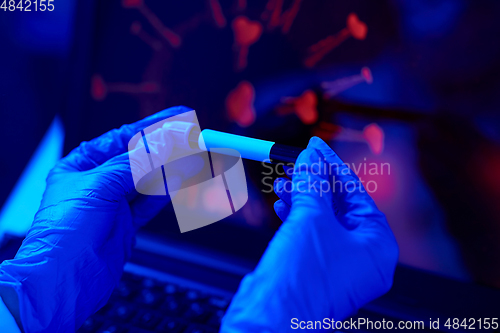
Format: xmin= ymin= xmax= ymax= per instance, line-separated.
xmin=185 ymin=289 xmax=203 ymax=301
xmin=113 ymin=280 xmax=138 ymax=301
xmin=136 ymin=288 xmax=165 ymax=308
xmin=163 ymin=283 xmax=178 ymax=295
xmin=142 ymin=278 xmax=157 ymax=289
xmin=208 ymin=297 xmax=230 ymax=309
xmin=133 ymin=310 xmax=162 ymax=330
xmin=110 ymin=303 xmax=136 ymax=321
xmin=85 ymin=271 xmax=232 ymax=333
xmin=161 ymin=295 xmax=183 ymax=315
xmin=183 ymin=302 xmax=210 ymax=324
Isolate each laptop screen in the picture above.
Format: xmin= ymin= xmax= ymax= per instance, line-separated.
xmin=65 ymin=0 xmax=500 ymax=288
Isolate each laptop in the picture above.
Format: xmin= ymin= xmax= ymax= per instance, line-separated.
xmin=3 ymin=0 xmax=500 ymax=332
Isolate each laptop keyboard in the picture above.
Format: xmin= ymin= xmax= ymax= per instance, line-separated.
xmin=78 ymin=271 xmax=231 ymax=333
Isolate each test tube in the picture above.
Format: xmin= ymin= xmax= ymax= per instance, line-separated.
xmin=166 ymin=121 xmax=304 ymax=164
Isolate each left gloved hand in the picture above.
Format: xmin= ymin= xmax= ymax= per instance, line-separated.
xmin=0 ymin=106 xmax=198 ymax=332
xmin=221 ymin=137 xmax=399 ymax=332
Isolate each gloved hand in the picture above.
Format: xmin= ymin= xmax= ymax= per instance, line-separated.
xmin=0 ymin=106 xmax=199 ymax=332
xmin=221 ymin=137 xmax=399 ymax=332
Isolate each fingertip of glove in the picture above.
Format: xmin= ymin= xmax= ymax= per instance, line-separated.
xmin=308 ymin=136 xmax=326 ymax=148
xmin=273 ymin=199 xmax=287 ymax=211
xmin=308 ymin=136 xmax=334 ymax=155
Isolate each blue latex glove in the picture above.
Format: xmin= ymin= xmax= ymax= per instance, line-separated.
xmin=0 ymin=106 xmax=197 ymax=332
xmin=221 ymin=137 xmax=399 ymax=332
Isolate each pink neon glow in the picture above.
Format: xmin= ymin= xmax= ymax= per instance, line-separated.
xmin=130 ymin=21 xmax=162 ymax=50
xmin=321 ymin=67 xmax=373 ymax=98
xmin=304 ymin=13 xmax=367 ymax=68
xmin=472 ymin=148 xmax=500 ymax=199
xmin=209 ymin=0 xmax=227 ymax=28
xmin=122 ymin=0 xmax=143 ymax=8
xmin=91 ymin=74 xmax=160 ymax=101
xmin=203 ymin=186 xmax=230 ymax=213
xmin=361 ymin=67 xmax=373 ymax=83
xmin=268 ymin=0 xmax=284 ymax=30
xmin=277 ymin=90 xmax=318 ymax=125
xmin=232 ymin=16 xmax=263 ymax=70
xmin=358 ymin=161 xmax=397 ymax=202
xmin=130 ymin=21 xmax=141 ymax=34
xmin=91 ymin=75 xmax=107 ymax=101
xmin=261 ymin=0 xmax=301 ymax=33
xmin=122 ymin=0 xmax=181 ymax=48
xmin=313 ymin=122 xmax=384 ymax=155
xmin=226 ymin=80 xmax=256 ymax=127
xmin=346 ymin=13 xmax=368 ymax=40
xmin=280 ymin=0 xmax=302 ymax=33
xmin=363 ymin=123 xmax=384 ymax=155
xmin=140 ymin=82 xmax=160 ymax=93
xmin=237 ymin=0 xmax=246 ymax=10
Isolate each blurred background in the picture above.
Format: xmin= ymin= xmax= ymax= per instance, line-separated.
xmin=1 ymin=0 xmax=500 ymax=292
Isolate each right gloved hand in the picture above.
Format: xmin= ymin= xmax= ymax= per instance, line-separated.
xmin=222 ymin=137 xmax=399 ymax=332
